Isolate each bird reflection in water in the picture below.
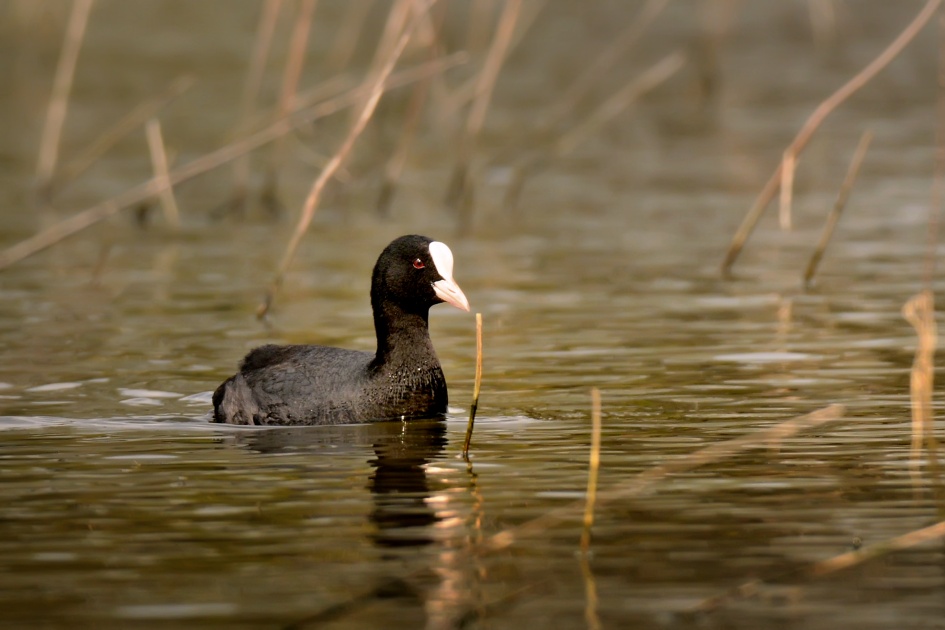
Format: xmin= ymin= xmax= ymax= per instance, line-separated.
xmin=233 ymin=419 xmax=457 ymax=550
xmin=366 ymin=419 xmax=484 ymax=630
xmin=237 ymin=419 xmax=484 ymax=629
xmin=368 ymin=419 xmax=449 ymax=548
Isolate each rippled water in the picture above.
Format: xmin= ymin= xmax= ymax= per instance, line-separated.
xmin=2 ymin=2 xmax=944 ymax=628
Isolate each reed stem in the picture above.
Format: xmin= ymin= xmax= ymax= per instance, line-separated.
xmin=555 ymin=52 xmax=685 ymax=156
xmin=36 ymin=0 xmax=94 ymax=192
xmin=779 ymin=150 xmax=796 ymax=230
xmin=377 ymin=51 xmax=434 ymax=216
xmin=695 ymin=519 xmax=945 ymax=611
xmin=258 ymin=0 xmax=431 ymax=318
xmin=327 ymin=0 xmax=374 ymax=71
xmin=484 ymin=404 xmax=845 ymax=553
xmin=463 ymin=312 xmax=483 ymax=459
xmin=49 ymin=75 xmax=194 ymax=198
xmin=580 ymin=387 xmax=602 ymax=552
xmin=551 ymin=0 xmax=669 ymax=124
xmin=231 ymin=0 xmax=284 ymax=202
xmin=448 ymin=0 xmax=523 ymax=219
xmin=144 ymin=118 xmax=181 ymax=229
xmin=267 ymin=0 xmax=317 ymax=197
xmin=903 ymin=290 xmax=939 ymax=484
xmin=722 ymin=0 xmax=942 ymax=274
xmin=0 ymin=56 xmax=459 ymax=271
xmin=803 ymin=129 xmax=872 ymax=286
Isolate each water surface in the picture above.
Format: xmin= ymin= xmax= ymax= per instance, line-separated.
xmin=1 ymin=2 xmax=943 ymax=628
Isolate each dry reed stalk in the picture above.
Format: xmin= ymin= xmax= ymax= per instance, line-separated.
xmin=289 ymin=142 xmax=353 ymax=181
xmin=803 ymin=129 xmax=872 ymax=286
xmin=606 ymin=404 xmax=844 ymax=500
xmin=551 ymin=0 xmax=671 ymax=124
xmin=244 ymin=74 xmax=354 ymax=133
xmin=578 ymin=550 xmax=601 ymax=630
xmin=267 ymin=0 xmax=318 ymax=197
xmin=484 ymin=404 xmax=845 ymax=553
xmin=435 ymin=0 xmax=542 ymax=122
xmin=497 ymin=1 xmax=670 ymax=211
xmin=436 ymin=74 xmax=480 ymax=122
xmin=721 ymin=0 xmax=942 ymax=274
xmin=377 ymin=54 xmax=434 ymax=216
xmin=903 ymin=290 xmax=938 ymax=482
xmin=446 ymin=0 xmax=522 ymax=216
xmin=144 ymin=118 xmax=181 ymax=230
xmin=555 ymin=51 xmax=686 ymax=156
xmin=580 ymin=387 xmax=602 ymax=552
xmin=900 ymin=18 xmax=945 ymax=483
xmin=230 ymin=0 xmax=284 ymax=202
xmin=695 ymin=519 xmax=945 ymax=612
xmin=49 ymin=75 xmax=195 ymax=195
xmin=779 ymin=150 xmax=796 ymax=230
xmin=279 ymin=0 xmax=318 ymax=121
xmin=926 ymin=12 xmax=945 ymax=287
xmin=465 ymin=450 xmax=486 ymax=540
xmin=49 ymin=75 xmax=195 ymax=197
xmin=35 ymin=0 xmax=94 ymax=192
xmin=257 ymin=1 xmax=430 ymax=318
xmin=901 ymin=17 xmax=944 ymax=486
xmin=503 ymin=51 xmax=685 ymax=212
xmin=368 ymin=0 xmax=414 ymax=68
xmin=354 ymin=0 xmax=414 ymax=173
xmin=327 ymin=0 xmax=374 ymax=72
xmin=463 ymin=0 xmax=522 ymax=148
xmin=462 ymin=312 xmax=484 ymax=459
xmin=466 ymin=0 xmax=498 ymax=53
xmin=241 ymin=0 xmax=284 ymax=123
xmin=487 ymin=0 xmax=665 ymax=176
xmin=360 ymin=0 xmax=414 ymax=205
xmin=290 ymin=405 xmax=845 ymax=626
xmin=261 ymin=51 xmax=464 ymax=133
xmin=419 ymin=1 xmax=451 ymax=113
xmin=810 ymin=520 xmax=945 ymax=576
xmin=0 ymin=56 xmax=457 ymax=271
xmin=436 ymin=61 xmax=512 ymax=127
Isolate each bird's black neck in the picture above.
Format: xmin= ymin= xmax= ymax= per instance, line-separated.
xmin=371 ymin=299 xmax=436 ymax=368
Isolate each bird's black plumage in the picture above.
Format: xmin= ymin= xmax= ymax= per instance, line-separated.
xmin=212 ymin=235 xmax=469 ymax=426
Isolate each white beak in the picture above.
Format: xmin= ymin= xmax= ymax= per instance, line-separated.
xmin=430 ymin=241 xmax=470 ymax=312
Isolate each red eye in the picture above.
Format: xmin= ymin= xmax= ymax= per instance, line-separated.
xmin=413 ymin=258 xmax=425 ymax=269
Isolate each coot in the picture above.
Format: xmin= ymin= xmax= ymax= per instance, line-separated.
xmin=212 ymin=235 xmax=470 ymax=426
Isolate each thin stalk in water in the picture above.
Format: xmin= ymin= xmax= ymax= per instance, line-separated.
xmin=580 ymin=387 xmax=602 ymax=552
xmin=804 ymin=129 xmax=873 ymax=287
xmin=463 ymin=312 xmax=483 ymax=459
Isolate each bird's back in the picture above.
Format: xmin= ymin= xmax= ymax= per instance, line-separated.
xmin=213 ymin=344 xmax=372 ymax=425
xmin=212 ymin=343 xmax=448 ymax=425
